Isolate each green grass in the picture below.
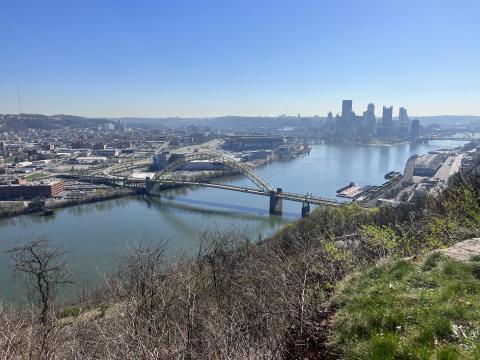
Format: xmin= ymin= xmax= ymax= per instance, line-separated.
xmin=4 ymin=156 xmax=16 ymax=163
xmin=26 ymin=172 xmax=45 ymax=181
xmin=331 ymin=254 xmax=480 ymax=359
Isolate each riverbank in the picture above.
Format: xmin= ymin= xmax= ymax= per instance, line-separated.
xmin=0 ymin=187 xmax=142 ymax=219
xmin=0 ymin=146 xmax=311 ymax=220
xmin=319 ymin=138 xmax=412 ymax=146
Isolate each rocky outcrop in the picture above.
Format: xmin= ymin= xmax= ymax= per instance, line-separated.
xmin=435 ymin=238 xmax=480 ymax=261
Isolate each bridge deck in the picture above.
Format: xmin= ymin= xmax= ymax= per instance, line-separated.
xmin=63 ymin=175 xmax=344 ymax=206
xmin=159 ymin=180 xmax=342 ymax=206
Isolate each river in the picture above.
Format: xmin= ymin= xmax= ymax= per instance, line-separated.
xmin=0 ymin=140 xmax=466 ymax=302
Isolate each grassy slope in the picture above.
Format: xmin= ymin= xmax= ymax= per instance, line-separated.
xmin=331 ymin=252 xmax=480 ymax=359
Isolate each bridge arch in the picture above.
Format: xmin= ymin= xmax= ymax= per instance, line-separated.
xmin=150 ymin=152 xmax=274 ymax=192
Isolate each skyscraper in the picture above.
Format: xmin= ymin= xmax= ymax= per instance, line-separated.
xmin=411 ymin=119 xmax=421 ymax=139
xmin=399 ymin=107 xmax=410 ymax=128
xmin=342 ymin=100 xmax=353 ymax=118
xmin=367 ymin=103 xmax=375 ymax=115
xmin=376 ymin=106 xmax=394 ymax=138
xmin=382 ymin=106 xmax=393 ymax=127
xmin=327 ymin=111 xmax=333 ymax=125
xmin=327 ymin=111 xmax=333 ymax=121
xmin=362 ymin=103 xmax=376 ymax=138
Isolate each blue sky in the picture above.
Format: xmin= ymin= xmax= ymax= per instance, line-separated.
xmin=0 ymin=0 xmax=479 ymax=117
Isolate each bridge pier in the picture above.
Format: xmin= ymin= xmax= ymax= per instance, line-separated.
xmin=145 ymin=177 xmax=153 ymax=194
xmin=301 ymin=202 xmax=310 ymax=217
xmin=269 ymin=188 xmax=283 ymax=215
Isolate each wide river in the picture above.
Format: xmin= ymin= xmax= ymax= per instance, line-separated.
xmin=0 ymin=141 xmax=465 ymax=302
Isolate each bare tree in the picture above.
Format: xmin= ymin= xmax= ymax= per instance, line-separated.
xmin=7 ymin=237 xmax=73 ymax=325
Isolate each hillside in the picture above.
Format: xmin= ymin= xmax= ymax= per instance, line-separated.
xmin=331 ymin=243 xmax=480 ymax=359
xmin=0 ymin=114 xmax=111 ymax=130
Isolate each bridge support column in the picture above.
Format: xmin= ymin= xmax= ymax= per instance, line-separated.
xmin=301 ymin=202 xmax=310 ymax=218
xmin=145 ymin=177 xmax=153 ymax=194
xmin=269 ymin=188 xmax=283 ymax=215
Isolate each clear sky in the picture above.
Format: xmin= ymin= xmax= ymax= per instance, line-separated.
xmin=1 ymin=0 xmax=479 ymax=118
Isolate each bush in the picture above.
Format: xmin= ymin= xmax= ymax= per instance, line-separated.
xmin=99 ymin=304 xmax=109 ymax=317
xmin=60 ymin=306 xmax=80 ymax=318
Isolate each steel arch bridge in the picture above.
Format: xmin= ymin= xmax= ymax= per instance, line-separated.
xmin=68 ymin=152 xmax=344 ymax=216
xmin=150 ymin=152 xmax=274 ymax=192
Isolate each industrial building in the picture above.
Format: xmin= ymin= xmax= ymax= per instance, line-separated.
xmin=223 ymin=135 xmax=284 ymax=151
xmin=73 ymin=156 xmax=108 ymax=165
xmin=241 ymin=150 xmax=273 ymax=162
xmin=0 ymin=180 xmax=65 ymax=199
xmin=414 ymin=153 xmax=447 ymax=176
xmin=92 ymin=148 xmax=120 ymax=157
xmin=152 ymin=152 xmax=169 ymax=170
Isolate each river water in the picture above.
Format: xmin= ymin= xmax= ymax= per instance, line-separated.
xmin=0 ymin=141 xmax=465 ymax=302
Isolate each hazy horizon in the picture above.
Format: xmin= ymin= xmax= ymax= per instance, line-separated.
xmin=3 ymin=113 xmax=480 ymax=120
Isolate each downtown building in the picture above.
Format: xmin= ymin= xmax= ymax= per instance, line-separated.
xmin=329 ymin=100 xmax=419 ymax=141
xmin=332 ymin=100 xmax=377 ymax=140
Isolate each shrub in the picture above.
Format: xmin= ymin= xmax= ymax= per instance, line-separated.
xmin=99 ymin=304 xmax=109 ymax=317
xmin=60 ymin=306 xmax=80 ymax=318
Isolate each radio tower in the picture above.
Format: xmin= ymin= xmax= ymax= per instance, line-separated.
xmin=17 ymin=80 xmax=23 ymax=116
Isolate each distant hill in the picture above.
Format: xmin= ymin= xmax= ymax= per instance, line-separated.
xmin=2 ymin=113 xmax=479 ymax=131
xmin=116 ymin=115 xmax=480 ymax=131
xmin=0 ymin=114 xmax=112 ymax=130
xmin=416 ymin=115 xmax=480 ymax=127
xmin=115 ymin=115 xmax=321 ymax=130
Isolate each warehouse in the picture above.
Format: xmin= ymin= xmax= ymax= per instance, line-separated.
xmin=0 ymin=180 xmax=64 ymax=199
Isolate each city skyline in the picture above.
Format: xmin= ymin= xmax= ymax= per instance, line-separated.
xmin=1 ymin=0 xmax=479 ymax=117
xmin=0 ymin=100 xmax=453 ymax=119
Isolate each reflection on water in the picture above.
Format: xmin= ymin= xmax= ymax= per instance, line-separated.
xmin=147 ymin=195 xmax=292 ymax=225
xmin=0 ymin=193 xmax=291 ymax=303
xmin=0 ymin=140 xmax=466 ymax=303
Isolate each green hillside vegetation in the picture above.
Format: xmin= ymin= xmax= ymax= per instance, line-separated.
xmin=332 ymin=254 xmax=480 ymax=359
